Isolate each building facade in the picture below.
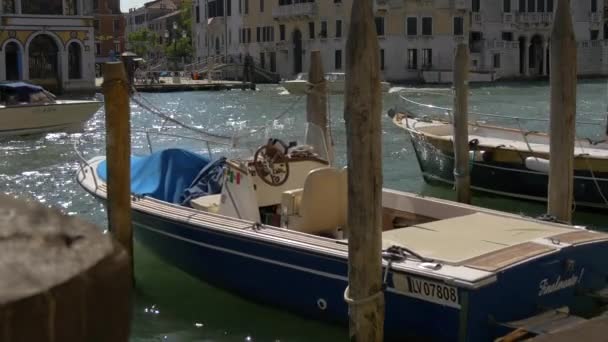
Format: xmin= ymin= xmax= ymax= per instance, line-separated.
xmin=93 ymin=0 xmax=126 ymax=71
xmin=0 ymin=0 xmax=96 ymax=92
xmin=192 ymin=0 xmax=608 ymax=82
xmin=124 ymin=0 xmax=178 ymax=45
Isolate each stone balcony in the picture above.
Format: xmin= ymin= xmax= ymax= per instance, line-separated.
xmin=272 ymin=3 xmax=318 ymax=21
xmin=514 ymin=12 xmax=553 ymax=25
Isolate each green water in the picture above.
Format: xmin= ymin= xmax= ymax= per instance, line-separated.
xmin=1 ymin=80 xmax=607 ymax=341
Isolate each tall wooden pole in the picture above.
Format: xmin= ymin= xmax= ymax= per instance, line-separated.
xmin=453 ymin=44 xmax=471 ymax=204
xmin=306 ymin=50 xmax=334 ymax=165
xmin=548 ymin=0 xmax=576 ymax=222
xmin=102 ymin=62 xmax=133 ymax=266
xmin=344 ymin=0 xmax=384 ymax=339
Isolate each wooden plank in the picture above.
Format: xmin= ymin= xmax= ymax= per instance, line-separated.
xmin=553 ymin=230 xmax=608 ymax=245
xmin=465 ymin=242 xmax=555 ymax=272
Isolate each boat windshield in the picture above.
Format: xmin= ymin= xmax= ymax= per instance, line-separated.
xmin=304 ymin=122 xmax=330 ymax=161
xmin=294 ymin=73 xmax=308 ymax=81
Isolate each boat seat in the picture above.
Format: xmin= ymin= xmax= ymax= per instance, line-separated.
xmin=281 ymin=167 xmax=347 ymax=235
xmin=190 ymin=194 xmax=221 ymax=213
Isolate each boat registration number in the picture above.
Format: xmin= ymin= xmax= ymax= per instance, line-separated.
xmin=393 ymin=274 xmax=460 ymax=308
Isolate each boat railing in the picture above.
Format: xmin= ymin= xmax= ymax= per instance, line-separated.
xmin=398 ymin=93 xmax=607 ymax=127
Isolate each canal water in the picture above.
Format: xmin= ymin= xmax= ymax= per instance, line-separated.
xmin=1 ymin=80 xmax=607 ymax=341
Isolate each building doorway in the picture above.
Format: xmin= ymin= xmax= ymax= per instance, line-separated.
xmin=529 ymin=35 xmax=543 ymax=76
xmin=29 ymin=34 xmax=59 ymax=81
xmin=5 ymin=42 xmax=22 ymax=80
xmin=68 ymin=42 xmax=82 ymax=79
xmin=518 ymin=36 xmax=526 ymax=75
xmin=293 ymin=29 xmax=302 ymax=75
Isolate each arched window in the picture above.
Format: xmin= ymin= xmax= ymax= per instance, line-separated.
xmin=68 ymin=42 xmax=82 ymax=79
xmin=29 ymin=34 xmax=59 ymax=79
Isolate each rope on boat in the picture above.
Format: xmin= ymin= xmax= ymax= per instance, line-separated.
xmin=129 ymin=89 xmax=236 ymax=146
xmin=343 ymin=286 xmax=384 ymax=306
xmin=576 ymin=141 xmax=608 ymax=207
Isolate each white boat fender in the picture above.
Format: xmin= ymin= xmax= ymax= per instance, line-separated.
xmin=525 ymin=157 xmax=550 ymax=173
xmin=468 ymin=150 xmax=486 ymax=162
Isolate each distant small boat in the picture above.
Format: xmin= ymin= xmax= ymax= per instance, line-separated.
xmin=0 ymin=82 xmax=101 ymax=136
xmin=281 ymin=72 xmax=391 ymax=95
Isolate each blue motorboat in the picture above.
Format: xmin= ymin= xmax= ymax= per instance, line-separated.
xmin=77 ymin=131 xmax=608 ymax=341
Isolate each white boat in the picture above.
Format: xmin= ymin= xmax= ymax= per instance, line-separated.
xmin=281 ymin=72 xmax=391 ymax=95
xmin=389 ymin=94 xmax=608 ymax=210
xmin=0 ymin=82 xmax=102 ymax=136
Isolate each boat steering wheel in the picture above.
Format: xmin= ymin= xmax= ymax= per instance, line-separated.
xmin=253 ymin=139 xmax=290 ymax=186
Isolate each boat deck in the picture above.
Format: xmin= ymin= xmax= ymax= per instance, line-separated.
xmin=401 ymin=117 xmax=608 ymax=157
xmin=466 ymin=134 xmax=608 ymax=158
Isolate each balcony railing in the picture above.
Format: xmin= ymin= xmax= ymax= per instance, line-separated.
xmin=515 ymin=12 xmax=553 ymax=24
xmin=272 ymin=3 xmax=318 ymax=20
xmin=590 ymin=12 xmax=601 ymax=23
xmin=472 ymin=12 xmax=482 ymax=25
xmin=503 ymin=13 xmax=514 ymax=23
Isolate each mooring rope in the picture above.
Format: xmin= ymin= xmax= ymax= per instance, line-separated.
xmin=129 ymin=89 xmax=235 ymax=145
xmin=576 ymin=140 xmax=608 ymax=207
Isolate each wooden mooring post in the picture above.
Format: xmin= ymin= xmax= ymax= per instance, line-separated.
xmin=102 ymin=62 xmax=133 ymax=265
xmin=548 ymin=0 xmax=577 ymax=223
xmin=0 ymin=195 xmax=131 ymax=341
xmin=453 ymin=43 xmax=471 ymax=204
xmin=306 ymin=50 xmax=334 ymax=165
xmin=343 ymin=0 xmax=384 ymax=339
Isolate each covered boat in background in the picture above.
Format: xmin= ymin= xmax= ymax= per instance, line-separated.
xmin=0 ymin=82 xmax=101 ymax=136
xmin=389 ymin=96 xmax=608 ymax=211
xmin=281 ymin=72 xmax=391 ymax=95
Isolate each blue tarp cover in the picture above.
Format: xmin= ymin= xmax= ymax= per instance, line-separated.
xmin=97 ymin=148 xmax=214 ymax=204
xmin=0 ymin=82 xmax=44 ymax=94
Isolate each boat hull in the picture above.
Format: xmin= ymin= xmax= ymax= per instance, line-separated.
xmin=408 ymin=130 xmax=608 ymax=210
xmin=0 ymin=100 xmax=101 ymax=136
xmin=132 ymin=208 xmax=464 ymax=341
xmin=129 ymin=205 xmax=608 ymax=341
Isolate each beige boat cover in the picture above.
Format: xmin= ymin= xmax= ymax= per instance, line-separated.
xmin=382 ymin=213 xmax=575 ymax=265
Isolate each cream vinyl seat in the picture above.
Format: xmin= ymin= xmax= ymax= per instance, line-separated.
xmin=281 ymin=167 xmax=347 ymax=234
